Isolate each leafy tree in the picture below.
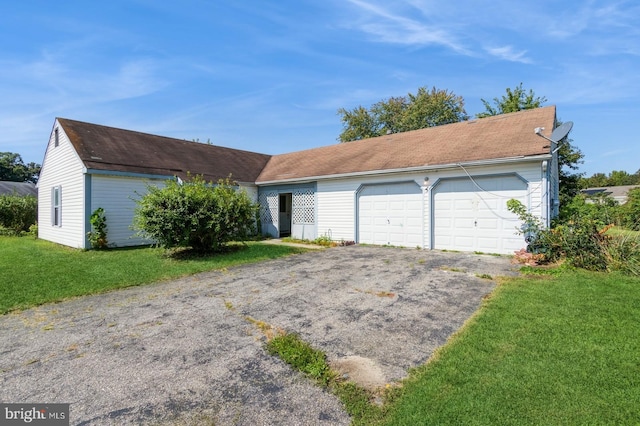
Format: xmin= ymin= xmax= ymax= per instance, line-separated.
xmin=580 ymin=173 xmax=608 ymax=188
xmin=133 ymin=175 xmax=258 ymax=253
xmin=336 ymin=106 xmax=380 ymax=142
xmin=608 ymin=170 xmax=635 ymax=186
xmin=338 ymin=86 xmax=468 ymax=142
xmin=0 ymin=152 xmax=41 ymax=183
xmin=476 ymin=82 xmax=547 ymax=118
xmin=476 ymin=85 xmax=583 ymax=207
xmin=620 ymin=188 xmax=640 ymax=230
xmin=555 ymin=127 xmax=584 ymax=206
xmin=580 ymin=169 xmax=640 ymax=188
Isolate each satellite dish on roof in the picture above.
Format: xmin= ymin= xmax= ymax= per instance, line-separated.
xmin=550 ymin=121 xmax=573 ymax=143
xmin=534 ymin=121 xmax=573 ymax=153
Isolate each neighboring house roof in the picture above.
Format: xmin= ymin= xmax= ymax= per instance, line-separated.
xmin=257 ymin=106 xmax=557 ymax=183
xmin=57 ymin=118 xmax=272 ymax=183
xmin=0 ymin=181 xmax=37 ymax=197
xmin=582 ymin=185 xmax=640 ymax=204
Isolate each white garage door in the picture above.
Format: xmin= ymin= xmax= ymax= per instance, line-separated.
xmin=433 ymin=175 xmax=527 ymax=254
xmin=358 ymin=182 xmax=423 ymax=247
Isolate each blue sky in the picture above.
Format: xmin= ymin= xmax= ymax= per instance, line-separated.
xmin=2 ymin=0 xmax=639 ymax=176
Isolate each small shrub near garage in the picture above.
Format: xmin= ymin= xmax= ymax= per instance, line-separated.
xmin=508 ymin=199 xmax=640 ymax=275
xmin=0 ymin=194 xmax=37 ymax=235
xmin=133 ymin=175 xmax=258 ymax=253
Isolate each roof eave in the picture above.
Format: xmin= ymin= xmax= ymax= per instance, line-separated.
xmin=256 ymin=154 xmax=552 ymax=185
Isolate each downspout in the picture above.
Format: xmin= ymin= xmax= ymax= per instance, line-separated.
xmin=541 ymin=161 xmax=549 ymax=227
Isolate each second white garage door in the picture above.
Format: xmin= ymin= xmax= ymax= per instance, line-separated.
xmin=432 ymin=175 xmax=527 ymax=254
xmin=358 ymin=182 xmax=423 ymax=247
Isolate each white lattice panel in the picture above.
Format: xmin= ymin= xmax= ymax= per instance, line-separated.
xmin=259 ymin=192 xmax=279 ymax=225
xmin=293 ymin=188 xmax=315 ymax=224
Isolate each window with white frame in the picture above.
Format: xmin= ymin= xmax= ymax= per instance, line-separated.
xmin=52 ymin=186 xmax=61 ymax=226
xmin=54 ymin=128 xmax=59 ymax=147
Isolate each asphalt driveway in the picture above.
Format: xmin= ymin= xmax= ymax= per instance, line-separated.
xmin=0 ymin=246 xmax=519 ymax=425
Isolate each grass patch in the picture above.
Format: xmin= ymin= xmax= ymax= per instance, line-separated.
xmin=0 ymin=236 xmax=306 ymax=314
xmin=266 ymin=333 xmax=386 ymax=424
xmin=382 ymin=270 xmax=640 ymax=425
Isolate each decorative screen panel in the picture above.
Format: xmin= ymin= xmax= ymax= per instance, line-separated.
xmin=292 ymin=188 xmax=315 ymax=224
xmin=259 ymin=192 xmax=279 ymax=225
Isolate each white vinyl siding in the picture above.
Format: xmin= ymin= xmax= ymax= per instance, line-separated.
xmin=90 ymin=175 xmax=166 ymax=247
xmin=316 ymin=180 xmax=358 ymax=241
xmin=38 ymin=122 xmax=87 ymax=248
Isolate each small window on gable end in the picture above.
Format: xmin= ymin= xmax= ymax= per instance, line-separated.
xmin=54 ymin=128 xmax=59 ymax=147
xmin=52 ymin=186 xmax=61 ymax=226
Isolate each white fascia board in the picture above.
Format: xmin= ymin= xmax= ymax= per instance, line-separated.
xmin=256 ymin=154 xmax=552 ymax=186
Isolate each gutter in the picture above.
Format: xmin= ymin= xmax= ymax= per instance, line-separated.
xmin=256 ymin=154 xmax=552 ymax=186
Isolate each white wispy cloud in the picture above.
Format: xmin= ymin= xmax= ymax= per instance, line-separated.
xmin=484 ymin=45 xmax=533 ymax=64
xmin=343 ymin=0 xmax=471 ymax=55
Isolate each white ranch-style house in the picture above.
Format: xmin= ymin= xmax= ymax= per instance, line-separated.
xmin=38 ymin=106 xmax=560 ymax=254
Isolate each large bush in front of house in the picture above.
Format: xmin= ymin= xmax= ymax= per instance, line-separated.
xmin=133 ymin=175 xmax=258 ymax=253
xmin=0 ymin=194 xmax=37 ymax=235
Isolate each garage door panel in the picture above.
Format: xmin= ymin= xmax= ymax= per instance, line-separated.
xmin=477 ymin=219 xmax=498 ymax=230
xmin=454 ymin=218 xmax=474 ymax=228
xmin=433 ymin=175 xmax=526 ymax=254
xmin=358 ymin=182 xmax=423 ymax=247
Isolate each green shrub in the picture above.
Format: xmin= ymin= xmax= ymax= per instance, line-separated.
xmin=509 ymin=197 xmax=640 ymax=275
xmin=603 ymin=231 xmax=640 ymax=275
xmin=87 ymin=207 xmax=109 ymax=249
xmin=557 ymin=193 xmax=621 ymax=227
xmin=0 ymin=194 xmax=37 ymax=235
xmin=133 ymin=175 xmax=258 ymax=253
xmin=619 ymin=188 xmax=640 ymax=230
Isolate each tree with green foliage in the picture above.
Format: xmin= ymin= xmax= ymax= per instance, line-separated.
xmin=476 ymin=84 xmax=583 ymax=206
xmin=133 ymin=175 xmax=258 ymax=253
xmin=580 ymin=169 xmax=640 ymax=188
xmin=0 ymin=152 xmax=41 ymax=183
xmin=476 ymin=82 xmax=547 ymax=118
xmin=338 ymin=86 xmax=468 ymax=142
xmin=555 ymin=126 xmax=585 ymax=206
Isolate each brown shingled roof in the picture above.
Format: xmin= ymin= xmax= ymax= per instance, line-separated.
xmin=57 ymin=118 xmax=271 ymax=183
xmin=257 ymin=106 xmax=557 ymax=183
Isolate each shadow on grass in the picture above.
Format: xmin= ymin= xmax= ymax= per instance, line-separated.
xmin=163 ymin=243 xmax=247 ymax=261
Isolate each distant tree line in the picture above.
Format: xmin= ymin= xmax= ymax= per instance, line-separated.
xmin=580 ymin=170 xmax=640 ymax=188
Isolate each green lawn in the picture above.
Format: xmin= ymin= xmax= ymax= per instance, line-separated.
xmin=3 ymin=237 xmax=639 ymax=424
xmin=0 ymin=236 xmax=305 ymax=314
xmin=381 ymin=270 xmax=640 ymax=425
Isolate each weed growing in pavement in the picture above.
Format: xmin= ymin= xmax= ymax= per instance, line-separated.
xmin=475 ymin=273 xmax=493 ymax=280
xmin=266 ymin=332 xmax=387 ymax=424
xmin=440 ymin=266 xmax=465 ymax=273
